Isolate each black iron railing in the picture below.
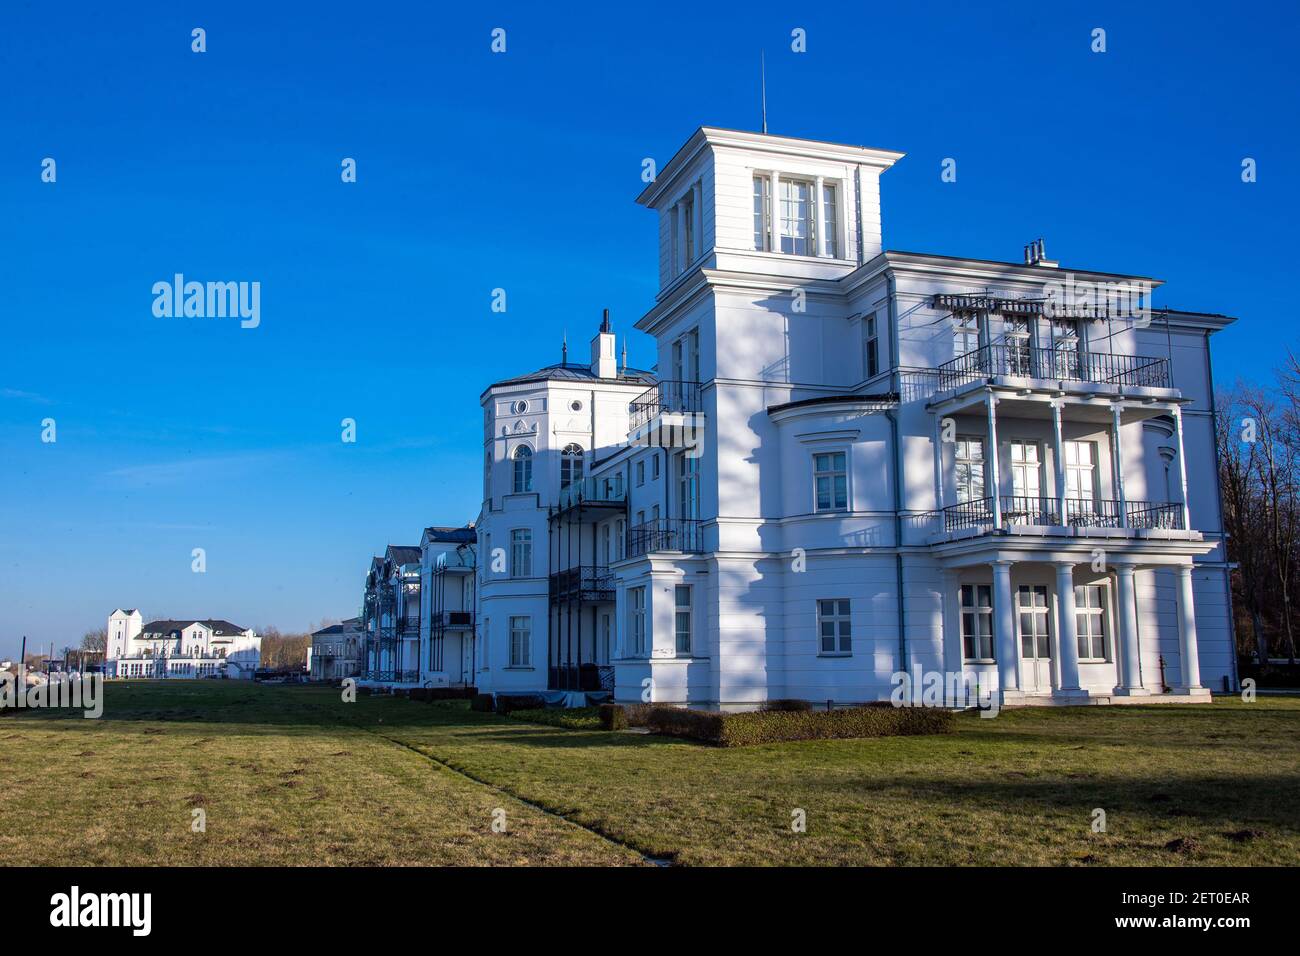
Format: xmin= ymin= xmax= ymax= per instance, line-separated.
xmin=433 ymin=611 xmax=474 ymax=628
xmin=557 ymin=475 xmax=626 ymax=510
xmin=936 ymin=344 xmax=1171 ymax=390
xmin=548 ymin=663 xmax=608 ymax=692
xmin=629 ymin=380 xmax=702 ymax=431
xmin=936 ymin=496 xmax=1184 ymax=532
xmin=361 ymin=668 xmax=419 ymax=683
xmin=627 ymin=518 xmax=704 ymax=557
xmin=549 ymin=565 xmax=616 ymax=603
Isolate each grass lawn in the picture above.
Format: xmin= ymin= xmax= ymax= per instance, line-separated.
xmin=3 ymin=680 xmax=1298 ymax=866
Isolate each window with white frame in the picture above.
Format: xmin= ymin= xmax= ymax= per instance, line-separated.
xmin=652 ymin=455 xmax=660 ymax=480
xmin=681 ymin=190 xmax=695 ymax=264
xmin=779 ymin=178 xmax=814 ymax=255
xmin=818 ymin=599 xmax=851 ymax=654
xmin=954 ymin=438 xmax=986 ymax=504
xmin=509 ymin=616 xmax=531 ymax=667
xmin=954 ymin=312 xmax=983 ymax=356
xmin=512 ymin=445 xmax=533 ymax=493
xmin=675 ymin=585 xmax=692 ymax=654
xmin=813 ymin=451 xmax=848 ymax=512
xmin=484 ymin=451 xmax=492 ymax=499
xmin=961 ymin=584 xmax=995 ymax=660
xmin=822 ymin=182 xmax=839 ymax=257
xmin=1075 ymin=585 xmax=1107 ymax=659
xmin=510 ymin=529 xmax=532 ymax=578
xmin=636 ymin=461 xmax=645 ymax=486
xmin=616 ymin=519 xmax=626 ymax=560
xmin=560 ymin=443 xmax=584 ymax=488
xmin=602 ymin=523 xmax=612 ymax=565
xmin=1064 ymin=441 xmax=1096 ymax=504
xmin=629 ymin=586 xmax=646 ymax=656
xmin=863 ymin=313 xmax=880 ymax=378
xmin=753 ymin=175 xmax=770 ymax=251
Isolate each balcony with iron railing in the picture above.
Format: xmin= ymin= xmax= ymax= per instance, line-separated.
xmin=628 ymin=380 xmax=703 ymax=432
xmin=432 ymin=610 xmax=475 ymax=629
xmin=936 ymin=343 xmax=1172 ymax=392
xmin=556 ymin=474 xmax=627 ymax=512
xmin=549 ymin=565 xmax=616 ymax=604
xmin=626 ymin=518 xmax=704 ymax=557
xmin=936 ymin=495 xmax=1184 ymax=534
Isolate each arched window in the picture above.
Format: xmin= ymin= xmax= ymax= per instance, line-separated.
xmin=560 ymin=443 xmax=585 ymax=489
xmin=512 ymin=446 xmax=533 ymax=493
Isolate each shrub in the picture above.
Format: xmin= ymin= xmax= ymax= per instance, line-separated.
xmin=598 ymin=703 xmax=628 ymax=730
xmin=621 ymin=703 xmax=655 ymax=727
xmin=494 ymin=693 xmax=547 ymax=714
xmin=643 ymin=703 xmax=954 ymax=746
xmin=470 ymin=693 xmax=495 ymax=713
xmin=762 ymin=698 xmax=813 ymax=712
xmin=511 ymin=707 xmax=602 ymax=730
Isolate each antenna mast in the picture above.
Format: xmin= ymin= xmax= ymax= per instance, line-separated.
xmin=761 ymin=51 xmax=768 ymax=134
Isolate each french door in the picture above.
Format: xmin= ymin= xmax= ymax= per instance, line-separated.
xmin=1017 ymin=585 xmax=1053 ymax=693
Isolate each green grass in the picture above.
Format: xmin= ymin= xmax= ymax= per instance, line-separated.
xmin=3 ymin=681 xmax=1298 ymax=866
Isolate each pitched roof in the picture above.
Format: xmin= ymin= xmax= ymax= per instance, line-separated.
xmin=485 ymin=362 xmax=654 ymax=392
xmin=384 ymin=545 xmax=421 ymax=564
xmin=138 ymin=619 xmax=248 ymax=637
xmin=422 ymin=526 xmax=477 ymax=545
xmin=312 ymin=624 xmax=346 ymax=636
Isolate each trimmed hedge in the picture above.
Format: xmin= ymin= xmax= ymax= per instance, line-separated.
xmin=762 ymin=698 xmax=813 ymax=712
xmin=511 ymin=707 xmax=602 ymax=730
xmin=470 ymin=693 xmax=495 ymax=713
xmin=598 ymin=703 xmax=628 ymax=730
xmin=645 ymin=703 xmax=954 ymax=746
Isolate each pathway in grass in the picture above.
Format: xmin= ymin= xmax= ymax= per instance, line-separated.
xmin=344 ymin=694 xmax=1300 ymax=866
xmin=0 ymin=682 xmax=639 ymax=866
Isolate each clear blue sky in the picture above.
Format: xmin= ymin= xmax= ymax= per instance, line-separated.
xmin=2 ymin=1 xmax=1296 ymax=656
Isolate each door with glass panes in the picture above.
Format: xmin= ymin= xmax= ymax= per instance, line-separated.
xmin=1017 ymin=585 xmax=1053 ymax=693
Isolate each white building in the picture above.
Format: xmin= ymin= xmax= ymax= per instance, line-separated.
xmin=466 ymin=125 xmax=1236 ymax=709
xmin=106 ymin=609 xmax=261 ymax=679
xmin=309 ymin=618 xmax=363 ymax=680
xmin=419 ymin=526 xmax=477 ymax=688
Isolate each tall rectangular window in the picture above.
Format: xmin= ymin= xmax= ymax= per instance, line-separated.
xmin=675 ymin=585 xmax=692 ymax=654
xmin=822 ymin=183 xmax=839 ymax=257
xmin=779 ymin=178 xmax=813 ymax=255
xmin=682 ymin=193 xmax=695 ymax=264
xmin=961 ymin=585 xmax=995 ymax=660
xmin=636 ymin=461 xmax=645 ymax=486
xmin=954 ymin=438 xmax=986 ymax=503
xmin=863 ymin=313 xmax=879 ymax=378
xmin=510 ymin=529 xmax=532 ymax=578
xmin=1075 ymin=585 xmax=1107 ymax=659
xmin=1064 ymin=441 xmax=1096 ymax=513
xmin=602 ymin=524 xmax=612 ymax=565
xmin=629 ymin=586 xmax=646 ymax=656
xmin=818 ymin=599 xmax=851 ymax=654
xmin=813 ymin=451 xmax=848 ymax=512
xmin=753 ymin=175 xmax=770 ymax=251
xmin=616 ymin=519 xmax=626 ymax=560
xmin=954 ymin=312 xmax=982 ymax=356
xmin=652 ymin=456 xmax=660 ymax=480
xmin=509 ymin=616 xmax=531 ymax=667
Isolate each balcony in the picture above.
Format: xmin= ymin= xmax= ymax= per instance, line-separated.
xmin=937 ymin=495 xmax=1184 ymax=534
xmin=557 ymin=475 xmax=626 ymax=512
xmin=629 ymin=380 xmax=702 ymax=432
xmin=627 ymin=518 xmax=704 ymax=557
xmin=937 ymin=344 xmax=1171 ymax=392
xmin=549 ymin=565 xmax=616 ymax=604
xmin=432 ymin=611 xmax=475 ymax=629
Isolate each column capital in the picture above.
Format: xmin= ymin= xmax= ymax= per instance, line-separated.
xmin=991 ymin=558 xmax=1015 ymax=570
xmin=1112 ymin=560 xmax=1137 ymax=574
xmin=1052 ymin=559 xmax=1077 ymax=570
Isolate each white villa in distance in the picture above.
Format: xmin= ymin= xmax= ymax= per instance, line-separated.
xmin=106 ymin=609 xmax=261 ymax=679
xmin=363 ymin=124 xmax=1238 ymax=709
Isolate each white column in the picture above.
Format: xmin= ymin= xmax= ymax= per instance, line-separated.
xmin=1111 ymin=404 xmax=1128 ymax=528
xmin=814 ymin=175 xmax=826 ymax=257
xmin=1172 ymin=405 xmax=1191 ymax=530
xmin=1173 ymin=564 xmax=1206 ymax=694
xmin=986 ymin=393 xmax=1001 ymax=527
xmin=941 ymin=569 xmax=961 ymax=688
xmin=1052 ymin=400 xmax=1067 ymax=525
xmin=768 ymin=171 xmax=780 ymax=253
xmin=1113 ymin=563 xmax=1147 ymax=694
xmin=1054 ymin=562 xmax=1085 ymax=695
xmin=992 ymin=560 xmax=1019 ymax=697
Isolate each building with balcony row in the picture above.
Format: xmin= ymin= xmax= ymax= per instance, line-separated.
xmin=309 ymin=618 xmax=363 ymax=680
xmin=358 ymin=124 xmax=1236 ymax=708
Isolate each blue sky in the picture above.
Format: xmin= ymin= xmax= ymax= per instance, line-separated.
xmin=2 ymin=1 xmax=1296 ymax=656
